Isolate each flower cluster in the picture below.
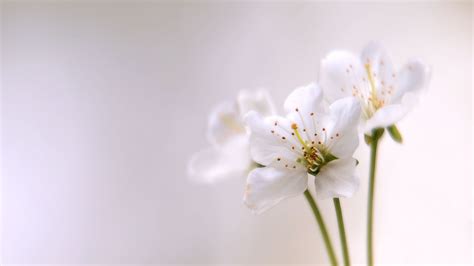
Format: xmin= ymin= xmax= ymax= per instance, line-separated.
xmin=188 ymin=41 xmax=430 ymax=265
xmin=189 ymin=42 xmax=429 ymax=212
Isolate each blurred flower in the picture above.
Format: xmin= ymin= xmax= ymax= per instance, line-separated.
xmin=319 ymin=42 xmax=430 ymax=133
xmin=243 ymin=83 xmax=361 ymax=213
xmin=188 ymin=90 xmax=276 ymax=183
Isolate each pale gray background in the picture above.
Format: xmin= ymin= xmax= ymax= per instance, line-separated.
xmin=1 ymin=1 xmax=472 ymax=264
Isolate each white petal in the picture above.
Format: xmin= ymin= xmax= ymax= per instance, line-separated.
xmin=244 ymin=111 xmax=302 ymax=166
xmin=314 ymin=158 xmax=358 ymax=199
xmin=283 ymin=82 xmax=324 ymax=114
xmin=283 ymin=83 xmax=328 ymax=141
xmin=244 ymin=166 xmax=308 ymax=214
xmin=188 ymin=136 xmax=251 ymax=183
xmin=207 ymin=101 xmax=246 ymax=147
xmin=319 ymin=50 xmax=366 ymax=103
xmin=324 ymin=97 xmax=361 ymax=158
xmin=238 ymin=89 xmax=276 ymax=117
xmin=326 ymin=127 xmax=359 ymax=160
xmin=328 ymin=97 xmax=361 ymax=134
xmin=363 ymin=104 xmax=408 ymax=133
xmin=361 ymin=41 xmax=396 ymax=96
xmin=391 ymin=59 xmax=431 ymax=104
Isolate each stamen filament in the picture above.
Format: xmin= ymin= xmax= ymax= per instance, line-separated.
xmin=292 ymin=123 xmax=308 ymax=150
xmin=365 ymin=63 xmax=377 ymax=101
xmin=365 ymin=63 xmax=383 ymax=111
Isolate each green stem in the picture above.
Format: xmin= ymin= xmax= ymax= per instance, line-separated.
xmin=333 ymin=198 xmax=350 ymax=266
xmin=304 ymin=189 xmax=338 ymax=266
xmin=367 ymin=133 xmax=380 ymax=266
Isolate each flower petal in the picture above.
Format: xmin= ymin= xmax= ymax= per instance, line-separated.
xmin=329 ymin=128 xmax=359 ymax=159
xmin=314 ymin=158 xmax=359 ymax=199
xmin=207 ymin=101 xmax=246 ymax=147
xmin=188 ymin=136 xmax=251 ymax=183
xmin=283 ymin=82 xmax=324 ymax=114
xmin=361 ymin=41 xmax=396 ymax=96
xmin=327 ymin=97 xmax=361 ymax=133
xmin=237 ymin=89 xmax=276 ymax=117
xmin=284 ymin=83 xmax=328 ymax=141
xmin=319 ymin=50 xmax=366 ymax=103
xmin=245 ymin=111 xmax=302 ymax=166
xmin=244 ymin=166 xmax=308 ymax=214
xmin=363 ymin=103 xmax=408 ymax=133
xmin=391 ymin=59 xmax=431 ymax=104
xmin=325 ymin=97 xmax=361 ymax=158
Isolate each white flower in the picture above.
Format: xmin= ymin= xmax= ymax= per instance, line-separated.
xmin=319 ymin=42 xmax=430 ymax=133
xmin=188 ymin=90 xmax=276 ymax=183
xmin=243 ymin=83 xmax=361 ymax=213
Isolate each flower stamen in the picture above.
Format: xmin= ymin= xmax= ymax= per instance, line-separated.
xmin=363 ymin=63 xmax=384 ymax=117
xmin=292 ymin=123 xmax=336 ymax=175
xmin=365 ymin=63 xmax=377 ymax=100
xmin=292 ymin=123 xmax=309 ymax=150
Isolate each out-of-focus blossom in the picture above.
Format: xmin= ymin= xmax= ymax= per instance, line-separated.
xmin=188 ymin=90 xmax=275 ymax=183
xmin=319 ymin=42 xmax=430 ymax=133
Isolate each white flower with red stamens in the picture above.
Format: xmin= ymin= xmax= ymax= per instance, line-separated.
xmin=319 ymin=42 xmax=430 ymax=134
xmin=188 ymin=90 xmax=276 ymax=183
xmin=243 ymin=83 xmax=361 ymax=213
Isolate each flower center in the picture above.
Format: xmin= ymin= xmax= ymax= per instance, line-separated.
xmin=291 ymin=123 xmax=337 ymax=174
xmin=219 ymin=113 xmax=246 ymax=133
xmin=362 ymin=63 xmax=385 ymax=118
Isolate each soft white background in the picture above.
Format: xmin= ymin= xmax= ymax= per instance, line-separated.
xmin=1 ymin=1 xmax=472 ymax=264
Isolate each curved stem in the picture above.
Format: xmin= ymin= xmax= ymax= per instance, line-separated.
xmin=304 ymin=189 xmax=338 ymax=266
xmin=367 ymin=134 xmax=380 ymax=266
xmin=333 ymin=198 xmax=350 ymax=266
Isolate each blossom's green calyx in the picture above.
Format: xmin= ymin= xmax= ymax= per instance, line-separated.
xmin=291 ymin=123 xmax=338 ymax=175
xmin=365 ymin=128 xmax=385 ymax=144
xmin=387 ymin=125 xmax=403 ymax=143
